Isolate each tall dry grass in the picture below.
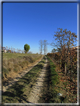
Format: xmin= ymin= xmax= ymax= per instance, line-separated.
xmin=3 ymin=54 xmax=43 ymax=81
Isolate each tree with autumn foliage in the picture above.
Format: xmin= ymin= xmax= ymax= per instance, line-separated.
xmin=51 ymin=28 xmax=77 ymax=77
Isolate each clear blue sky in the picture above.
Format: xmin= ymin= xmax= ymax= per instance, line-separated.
xmin=3 ymin=3 xmax=77 ymax=54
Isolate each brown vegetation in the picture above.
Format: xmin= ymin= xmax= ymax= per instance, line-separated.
xmin=46 ymin=28 xmax=77 ymax=103
xmin=46 ymin=56 xmax=77 ymax=103
xmin=3 ymin=54 xmax=43 ymax=82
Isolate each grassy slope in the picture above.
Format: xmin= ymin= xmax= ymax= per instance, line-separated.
xmin=3 ymin=53 xmax=43 ymax=81
xmin=2 ymin=56 xmax=46 ymax=103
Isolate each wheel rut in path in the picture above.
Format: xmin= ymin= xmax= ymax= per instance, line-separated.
xmin=28 ymin=57 xmax=48 ymax=103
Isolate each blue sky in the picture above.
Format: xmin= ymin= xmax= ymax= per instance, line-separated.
xmin=3 ymin=3 xmax=77 ymax=54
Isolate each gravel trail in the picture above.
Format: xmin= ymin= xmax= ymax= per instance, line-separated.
xmin=28 ymin=57 xmax=48 ymax=103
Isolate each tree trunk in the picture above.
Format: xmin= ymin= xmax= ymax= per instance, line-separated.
xmin=65 ymin=63 xmax=67 ymax=75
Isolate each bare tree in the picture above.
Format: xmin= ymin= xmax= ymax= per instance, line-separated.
xmin=39 ymin=40 xmax=43 ymax=54
xmin=39 ymin=40 xmax=48 ymax=55
xmin=43 ymin=40 xmax=48 ymax=55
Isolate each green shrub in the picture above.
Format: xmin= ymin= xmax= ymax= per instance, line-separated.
xmin=24 ymin=44 xmax=30 ymax=53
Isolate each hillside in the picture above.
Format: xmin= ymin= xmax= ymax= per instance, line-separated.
xmin=3 ymin=53 xmax=43 ymax=82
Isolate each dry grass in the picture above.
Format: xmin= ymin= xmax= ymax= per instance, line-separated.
xmin=2 ymin=57 xmax=46 ymax=103
xmin=3 ymin=53 xmax=43 ymax=82
xmin=3 ymin=53 xmax=42 ymax=60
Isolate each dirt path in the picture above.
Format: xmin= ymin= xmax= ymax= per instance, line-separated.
xmin=2 ymin=56 xmax=44 ymax=93
xmin=28 ymin=57 xmax=48 ymax=103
